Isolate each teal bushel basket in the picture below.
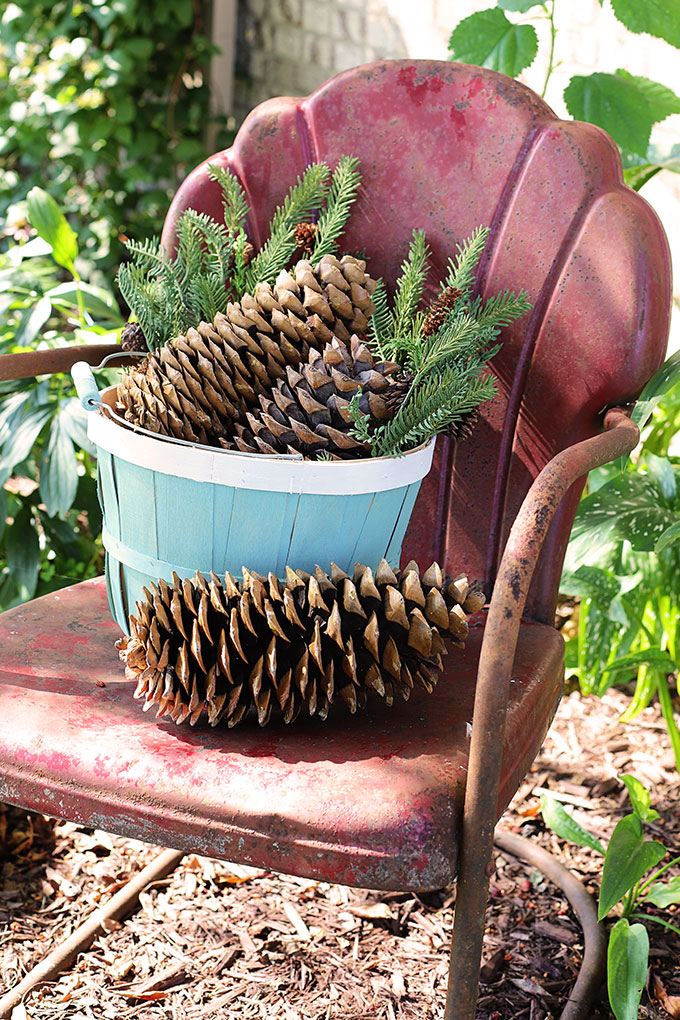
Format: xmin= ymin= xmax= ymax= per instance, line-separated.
xmin=72 ymin=362 xmax=435 ymax=634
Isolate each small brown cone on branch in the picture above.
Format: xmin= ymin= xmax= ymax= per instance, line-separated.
xmin=225 ymin=335 xmax=401 ymax=458
xmin=115 ymin=254 xmax=377 ymax=446
xmin=117 ymin=559 xmax=486 ymax=728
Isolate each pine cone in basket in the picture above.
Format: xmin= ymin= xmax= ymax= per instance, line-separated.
xmin=115 ymin=254 xmax=377 ymax=446
xmin=117 ymin=559 xmax=486 ymax=729
xmin=223 ymin=334 xmax=401 ymax=459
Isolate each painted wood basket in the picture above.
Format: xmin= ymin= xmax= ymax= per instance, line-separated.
xmin=72 ymin=363 xmax=435 ymax=634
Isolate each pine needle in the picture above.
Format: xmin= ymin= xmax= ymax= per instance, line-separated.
xmin=392 ymin=229 xmax=430 ymax=338
xmin=207 ymin=163 xmax=250 ymax=236
xmin=444 ymin=225 xmax=489 ymax=298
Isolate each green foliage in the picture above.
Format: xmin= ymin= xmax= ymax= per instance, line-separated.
xmin=447 ymin=1 xmax=680 ymax=179
xmin=0 ymin=0 xmax=229 ymax=272
xmin=360 ymin=227 xmax=531 ymax=457
xmin=542 ymin=776 xmax=680 ymax=1020
xmin=560 ymin=354 xmax=680 ymax=770
xmin=0 ymin=188 xmax=122 ymax=609
xmin=119 ymin=157 xmax=363 ymax=350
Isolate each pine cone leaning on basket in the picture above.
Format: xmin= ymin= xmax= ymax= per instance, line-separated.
xmin=115 ymin=255 xmax=377 ymax=446
xmin=224 ymin=335 xmax=401 ymax=458
xmin=117 ymin=559 xmax=486 ymax=728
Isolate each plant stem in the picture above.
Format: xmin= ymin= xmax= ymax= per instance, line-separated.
xmin=631 ymin=913 xmax=680 ymax=938
xmin=541 ymin=1 xmax=558 ymax=99
xmin=621 ymin=881 xmax=640 ymax=918
xmin=638 ymin=855 xmax=680 ymax=896
xmin=656 ymin=671 xmax=680 ymax=771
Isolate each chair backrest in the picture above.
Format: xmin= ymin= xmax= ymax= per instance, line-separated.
xmin=161 ymin=60 xmax=671 ymax=623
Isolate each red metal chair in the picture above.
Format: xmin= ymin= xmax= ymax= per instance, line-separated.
xmin=0 ymin=61 xmax=670 ymax=1018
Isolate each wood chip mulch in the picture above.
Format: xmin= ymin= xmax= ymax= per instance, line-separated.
xmin=1 ymin=685 xmax=679 ymax=1020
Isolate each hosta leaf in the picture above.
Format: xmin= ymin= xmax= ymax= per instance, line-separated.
xmin=448 ymin=9 xmax=538 ymax=76
xmin=619 ymin=774 xmax=659 ymax=822
xmin=608 ymin=919 xmax=649 ymax=1020
xmin=26 ymin=188 xmax=78 ymax=273
xmin=540 ymin=794 xmax=605 ymax=854
xmin=565 ymin=71 xmax=680 ymax=157
xmin=559 ymin=565 xmax=621 ymax=604
xmin=39 ymin=410 xmax=78 ymax=517
xmin=656 ymin=520 xmax=680 ymax=554
xmin=610 ymin=0 xmax=680 ymax=47
xmin=644 ymin=875 xmax=680 ymax=907
xmin=599 ymin=814 xmax=666 ymax=918
xmin=644 ymin=452 xmax=676 ymax=502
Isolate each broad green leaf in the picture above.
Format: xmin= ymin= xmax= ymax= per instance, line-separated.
xmin=619 ymin=774 xmax=660 ymax=822
xmin=39 ymin=411 xmax=78 ymax=517
xmin=599 ymin=815 xmax=666 ymax=918
xmin=540 ymin=794 xmax=605 ymax=854
xmin=448 ymin=9 xmax=538 ymax=76
xmin=0 ymin=405 xmax=52 ymax=485
xmin=656 ymin=519 xmax=680 ymax=554
xmin=59 ymin=397 xmax=95 ymax=454
xmin=644 ymin=452 xmax=676 ymax=502
xmin=600 ymin=647 xmax=675 ymax=676
xmin=6 ymin=507 xmax=41 ymax=602
xmin=623 ymin=155 xmax=680 ymax=191
xmin=26 ymin=187 xmax=78 ymax=273
xmin=13 ymin=236 xmax=53 ymax=261
xmin=633 ymin=351 xmax=680 ymax=429
xmin=607 ymin=919 xmax=649 ymax=1020
xmin=497 ymin=0 xmax=542 ymax=10
xmin=0 ymin=487 xmax=6 ymax=543
xmin=559 ymin=565 xmax=620 ymax=604
xmin=47 ymin=281 xmax=123 ymax=325
xmin=569 ymin=473 xmax=676 ymax=553
xmin=564 ymin=71 xmax=680 ymax=157
xmin=643 ymin=875 xmax=680 ymax=907
xmin=13 ymin=296 xmax=52 ymax=347
xmin=610 ymin=0 xmax=680 ymax=48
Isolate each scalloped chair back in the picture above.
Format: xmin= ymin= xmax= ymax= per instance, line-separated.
xmin=162 ymin=60 xmax=671 ymax=622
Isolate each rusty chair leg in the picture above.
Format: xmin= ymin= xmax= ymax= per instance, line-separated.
xmin=443 ymin=409 xmax=640 ymax=1020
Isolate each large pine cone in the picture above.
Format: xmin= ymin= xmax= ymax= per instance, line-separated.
xmin=117 ymin=559 xmax=485 ymax=729
xmin=225 ymin=335 xmax=401 ymax=459
xmin=115 ymin=255 xmax=377 ymax=447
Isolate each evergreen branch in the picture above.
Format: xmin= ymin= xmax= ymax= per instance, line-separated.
xmin=245 ymin=163 xmax=332 ymax=290
xmin=347 ymin=388 xmax=374 ymax=446
xmin=367 ymin=279 xmax=395 ymax=360
xmin=476 ymin=288 xmax=532 ymax=329
xmin=392 ymin=229 xmax=430 ymax=338
xmin=311 ymin=155 xmax=362 ymax=260
xmin=444 ymin=225 xmax=489 ymax=298
xmin=207 ymin=162 xmax=250 ymax=236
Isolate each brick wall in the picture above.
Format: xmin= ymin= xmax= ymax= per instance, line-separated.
xmin=232 ymin=0 xmax=679 ymax=346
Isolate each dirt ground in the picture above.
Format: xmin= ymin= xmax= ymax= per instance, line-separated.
xmin=1 ymin=684 xmax=679 ymax=1020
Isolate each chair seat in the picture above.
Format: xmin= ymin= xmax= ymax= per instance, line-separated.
xmin=0 ymin=578 xmax=563 ymax=890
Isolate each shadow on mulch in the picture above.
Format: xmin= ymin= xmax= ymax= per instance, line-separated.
xmin=1 ymin=687 xmax=679 ymax=1020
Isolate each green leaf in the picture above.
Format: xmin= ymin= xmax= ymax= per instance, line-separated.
xmin=13 ymin=296 xmax=52 ymax=346
xmin=601 ymin=647 xmax=676 ymax=677
xmin=47 ymin=282 xmax=123 ymax=325
xmin=497 ymin=0 xmax=542 ymax=10
xmin=619 ymin=774 xmax=660 ymax=822
xmin=644 ymin=452 xmax=676 ymax=502
xmin=448 ymin=9 xmax=538 ymax=76
xmin=570 ymin=473 xmax=676 ymax=552
xmin=564 ymin=71 xmax=680 ymax=157
xmin=643 ymin=875 xmax=680 ymax=907
xmin=559 ymin=565 xmax=621 ymax=604
xmin=39 ymin=410 xmax=78 ymax=517
xmin=623 ymin=156 xmax=680 ymax=191
xmin=26 ymin=188 xmax=78 ymax=273
xmin=6 ymin=507 xmax=41 ymax=602
xmin=656 ymin=519 xmax=680 ymax=554
xmin=607 ymin=919 xmax=649 ymax=1020
xmin=540 ymin=793 xmax=605 ymax=855
xmin=599 ymin=815 xmax=666 ymax=918
xmin=610 ymin=0 xmax=680 ymax=48
xmin=633 ymin=351 xmax=680 ymax=429
xmin=0 ymin=405 xmax=52 ymax=486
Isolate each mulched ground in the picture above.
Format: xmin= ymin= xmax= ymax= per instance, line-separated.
xmin=1 ymin=684 xmax=679 ymax=1020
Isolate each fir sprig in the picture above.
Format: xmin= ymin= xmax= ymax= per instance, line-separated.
xmin=244 ymin=163 xmax=331 ymax=291
xmin=311 ymin=155 xmax=362 ymax=261
xmin=118 ymin=158 xmax=363 ymax=351
xmin=356 ymin=224 xmax=531 ymax=457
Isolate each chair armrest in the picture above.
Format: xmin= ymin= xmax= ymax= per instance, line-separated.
xmin=447 ymin=408 xmax=639 ymax=1013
